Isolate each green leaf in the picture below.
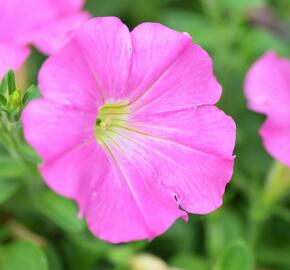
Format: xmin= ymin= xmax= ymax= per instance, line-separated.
xmin=7 ymin=89 xmax=22 ymax=115
xmin=0 ymin=95 xmax=7 ymax=106
xmin=44 ymin=245 xmax=63 ymax=270
xmin=206 ymin=208 xmax=244 ymax=259
xmin=18 ymin=144 xmax=42 ymax=165
xmin=68 ymin=234 xmax=110 ymax=259
xmin=0 ymin=73 xmax=8 ymax=94
xmin=0 ymin=156 xmax=26 ymax=179
xmin=257 ymin=245 xmax=290 ymax=268
xmin=22 ymin=85 xmax=41 ymax=105
xmin=0 ymin=227 xmax=10 ymax=242
xmin=34 ymin=191 xmax=85 ymax=233
xmin=107 ymin=241 xmax=144 ymax=267
xmin=7 ymin=70 xmax=16 ymax=96
xmin=107 ymin=246 xmax=135 ymax=267
xmin=240 ymin=28 xmax=290 ymax=60
xmin=170 ymin=254 xmax=207 ymax=270
xmin=0 ymin=241 xmax=48 ymax=270
xmin=60 ymin=234 xmax=111 ymax=270
xmin=218 ymin=0 xmax=266 ymax=12
xmin=215 ymin=239 xmax=254 ymax=270
xmin=0 ymin=179 xmax=21 ymax=205
xmin=263 ymin=161 xmax=290 ymax=204
xmin=147 ymin=218 xmax=198 ymax=259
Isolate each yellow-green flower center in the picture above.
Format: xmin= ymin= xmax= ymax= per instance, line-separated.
xmin=95 ymin=102 xmax=129 ymax=144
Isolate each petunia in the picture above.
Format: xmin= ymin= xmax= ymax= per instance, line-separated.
xmin=245 ymin=51 xmax=290 ymax=167
xmin=22 ymin=17 xmax=236 ymax=243
xmin=0 ymin=0 xmax=89 ymax=78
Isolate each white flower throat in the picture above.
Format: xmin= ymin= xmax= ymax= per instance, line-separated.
xmin=95 ymin=102 xmax=129 ymax=144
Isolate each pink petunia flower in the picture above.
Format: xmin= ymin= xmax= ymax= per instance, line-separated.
xmin=22 ymin=17 xmax=236 ymax=243
xmin=245 ymin=51 xmax=290 ymax=167
xmin=0 ymin=0 xmax=89 ymax=78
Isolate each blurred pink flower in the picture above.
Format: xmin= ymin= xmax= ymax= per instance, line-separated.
xmin=0 ymin=0 xmax=89 ymax=78
xmin=245 ymin=51 xmax=290 ymax=166
xmin=22 ymin=17 xmax=236 ymax=243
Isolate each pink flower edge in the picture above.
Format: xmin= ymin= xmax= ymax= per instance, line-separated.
xmin=0 ymin=0 xmax=89 ymax=76
xmin=245 ymin=51 xmax=290 ymax=166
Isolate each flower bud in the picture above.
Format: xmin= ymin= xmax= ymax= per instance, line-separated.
xmin=7 ymin=88 xmax=22 ymax=114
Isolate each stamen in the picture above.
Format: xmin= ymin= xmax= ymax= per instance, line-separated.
xmin=96 ymin=118 xmax=102 ymax=126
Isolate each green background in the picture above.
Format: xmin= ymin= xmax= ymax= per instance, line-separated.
xmin=1 ymin=0 xmax=290 ymax=269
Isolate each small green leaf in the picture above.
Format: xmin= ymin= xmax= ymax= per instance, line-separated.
xmin=0 ymin=73 xmax=8 ymax=94
xmin=215 ymin=239 xmax=254 ymax=270
xmin=34 ymin=191 xmax=85 ymax=233
xmin=0 ymin=241 xmax=48 ymax=270
xmin=0 ymin=95 xmax=7 ymax=105
xmin=0 ymin=179 xmax=21 ymax=205
xmin=7 ymin=89 xmax=22 ymax=114
xmin=7 ymin=70 xmax=16 ymax=96
xmin=22 ymin=85 xmax=41 ymax=105
xmin=18 ymin=144 xmax=42 ymax=165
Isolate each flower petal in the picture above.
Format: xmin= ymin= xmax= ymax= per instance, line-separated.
xmin=0 ymin=0 xmax=56 ymax=42
xmin=107 ymin=127 xmax=234 ymax=216
xmin=260 ymin=119 xmax=290 ymax=167
xmin=0 ymin=0 xmax=88 ymax=54
xmin=245 ymin=51 xmax=290 ymax=121
xmin=49 ymin=0 xmax=86 ymax=15
xmin=22 ymin=99 xmax=96 ymax=163
xmin=38 ymin=40 xmax=103 ymax=111
xmin=130 ymin=105 xmax=236 ymax=159
xmin=85 ymin=146 xmax=186 ymax=243
xmin=73 ymin=17 xmax=132 ymax=100
xmin=40 ymin=140 xmax=102 ymax=199
xmin=126 ymin=23 xmax=221 ymax=111
xmin=29 ymin=12 xmax=90 ymax=55
xmin=40 ymin=138 xmax=186 ymax=243
xmin=0 ymin=44 xmax=30 ymax=78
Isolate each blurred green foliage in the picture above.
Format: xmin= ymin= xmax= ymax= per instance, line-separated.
xmin=1 ymin=0 xmax=290 ymax=269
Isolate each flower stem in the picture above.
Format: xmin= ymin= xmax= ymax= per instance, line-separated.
xmin=0 ymin=111 xmax=42 ymax=195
